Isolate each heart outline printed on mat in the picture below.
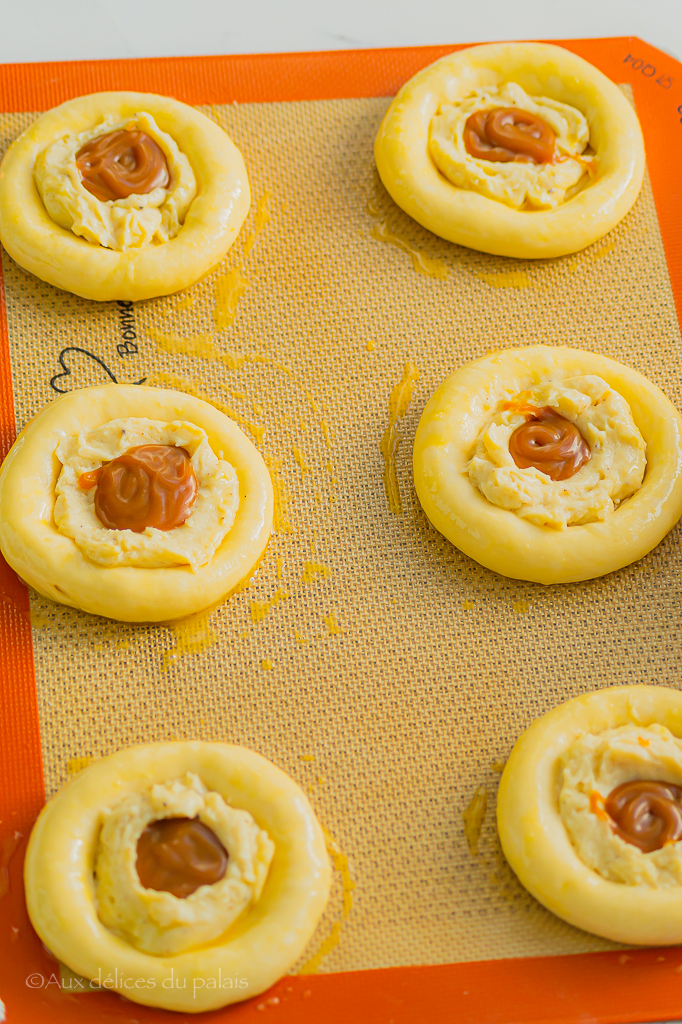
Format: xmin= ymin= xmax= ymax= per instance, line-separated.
xmin=50 ymin=347 xmax=147 ymax=394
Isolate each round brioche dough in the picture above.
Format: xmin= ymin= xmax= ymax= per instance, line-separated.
xmin=497 ymin=686 xmax=682 ymax=945
xmin=412 ymin=346 xmax=682 ymax=584
xmin=374 ymin=42 xmax=645 ymax=258
xmin=25 ymin=742 xmax=332 ymax=1013
xmin=0 ymin=91 xmax=250 ymax=300
xmin=0 ymin=385 xmax=273 ymax=621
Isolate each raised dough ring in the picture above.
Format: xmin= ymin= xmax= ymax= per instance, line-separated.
xmin=0 ymin=385 xmax=273 ymax=621
xmin=0 ymin=91 xmax=250 ymax=300
xmin=375 ymin=42 xmax=645 ymax=258
xmin=25 ymin=742 xmax=331 ymax=1013
xmin=412 ymin=345 xmax=682 ymax=584
xmin=497 ymin=685 xmax=682 ymax=945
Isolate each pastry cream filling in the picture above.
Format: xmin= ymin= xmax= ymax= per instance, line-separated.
xmin=429 ymin=83 xmax=592 ymax=210
xmin=467 ymin=375 xmax=646 ymax=528
xmin=34 ymin=112 xmax=196 ymax=251
xmin=54 ymin=418 xmax=239 ymax=571
xmin=95 ymin=773 xmax=275 ymax=956
xmin=560 ymin=725 xmax=682 ymax=888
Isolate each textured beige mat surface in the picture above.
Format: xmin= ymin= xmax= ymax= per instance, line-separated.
xmin=1 ymin=93 xmax=681 ymax=971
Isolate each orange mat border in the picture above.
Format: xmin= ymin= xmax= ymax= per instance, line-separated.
xmin=1 ymin=35 xmax=682 ymax=1024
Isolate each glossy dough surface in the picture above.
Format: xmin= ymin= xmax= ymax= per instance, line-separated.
xmin=24 ymin=742 xmax=331 ymax=1012
xmin=497 ymin=686 xmax=682 ymax=944
xmin=375 ymin=42 xmax=645 ymax=258
xmin=0 ymin=91 xmax=250 ymax=300
xmin=0 ymin=385 xmax=273 ymax=621
xmin=412 ymin=346 xmax=682 ymax=584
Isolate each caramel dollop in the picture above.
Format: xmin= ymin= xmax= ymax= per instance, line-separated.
xmin=87 ymin=444 xmax=197 ymax=533
xmin=464 ymin=107 xmax=556 ymax=165
xmin=508 ymin=405 xmax=591 ymax=481
xmin=136 ymin=817 xmax=229 ymax=898
xmin=605 ymin=780 xmax=682 ymax=853
xmin=76 ymin=129 xmax=170 ymax=202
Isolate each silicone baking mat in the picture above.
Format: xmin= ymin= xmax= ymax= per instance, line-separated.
xmin=1 ymin=36 xmax=682 ymax=1024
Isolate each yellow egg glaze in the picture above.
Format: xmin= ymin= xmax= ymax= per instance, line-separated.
xmin=497 ymin=686 xmax=682 ymax=945
xmin=0 ymin=91 xmax=250 ymax=300
xmin=25 ymin=742 xmax=331 ymax=1013
xmin=412 ymin=346 xmax=682 ymax=584
xmin=374 ymin=42 xmax=645 ymax=259
xmin=0 ymin=385 xmax=273 ymax=621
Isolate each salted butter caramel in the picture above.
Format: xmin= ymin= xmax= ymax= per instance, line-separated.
xmin=604 ymin=780 xmax=682 ymax=853
xmin=136 ymin=817 xmax=229 ymax=898
xmin=464 ymin=107 xmax=556 ymax=165
xmin=508 ymin=405 xmax=590 ymax=481
xmin=76 ymin=129 xmax=170 ymax=203
xmin=82 ymin=444 xmax=197 ymax=533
